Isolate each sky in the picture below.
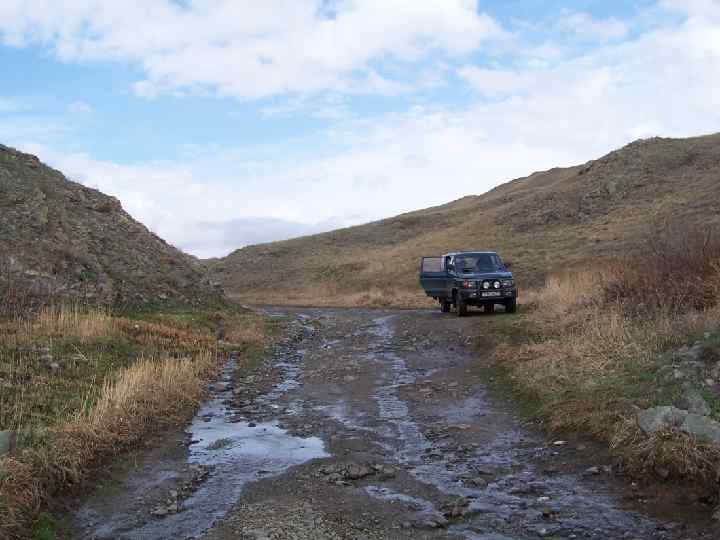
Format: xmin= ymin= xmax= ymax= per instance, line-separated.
xmin=1 ymin=0 xmax=719 ymax=258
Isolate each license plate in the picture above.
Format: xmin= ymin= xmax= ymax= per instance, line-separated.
xmin=481 ymin=291 xmax=501 ymax=297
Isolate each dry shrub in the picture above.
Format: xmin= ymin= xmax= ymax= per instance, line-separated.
xmin=24 ymin=305 xmax=118 ymax=343
xmin=114 ymin=318 xmax=215 ymax=351
xmin=612 ymin=418 xmax=720 ymax=483
xmin=494 ymin=219 xmax=720 ymax=485
xmin=0 ymin=305 xmax=216 ymax=352
xmin=605 ymin=219 xmax=720 ymax=312
xmin=224 ymin=317 xmax=267 ymax=347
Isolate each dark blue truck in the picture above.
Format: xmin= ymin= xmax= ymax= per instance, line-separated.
xmin=419 ymin=251 xmax=517 ymax=316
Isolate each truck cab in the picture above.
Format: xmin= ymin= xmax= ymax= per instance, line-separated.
xmin=419 ymin=251 xmax=517 ymax=316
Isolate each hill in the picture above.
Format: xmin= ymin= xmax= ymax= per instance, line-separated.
xmin=0 ymin=144 xmax=221 ymax=310
xmin=212 ymin=133 xmax=720 ymax=306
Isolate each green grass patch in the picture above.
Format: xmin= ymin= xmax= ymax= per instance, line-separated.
xmin=34 ymin=513 xmax=57 ymax=540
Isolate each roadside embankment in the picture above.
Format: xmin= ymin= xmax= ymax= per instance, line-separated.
xmin=486 ymin=221 xmax=720 ymax=491
xmin=0 ymin=304 xmax=271 ymax=539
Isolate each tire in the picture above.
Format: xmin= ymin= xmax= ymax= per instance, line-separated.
xmin=440 ymin=300 xmax=451 ymax=313
xmin=485 ymin=303 xmax=495 ymax=314
xmin=505 ymin=299 xmax=517 ymax=314
xmin=456 ymin=294 xmax=468 ymax=317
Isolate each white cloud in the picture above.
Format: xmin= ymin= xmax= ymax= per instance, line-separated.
xmin=0 ymin=0 xmax=503 ymax=99
xmin=556 ymin=12 xmax=630 ymax=42
xmin=460 ymin=8 xmax=720 ymax=140
xmin=660 ymin=0 xmax=720 ymax=19
xmin=5 ymin=2 xmax=720 ymax=259
xmin=458 ymin=67 xmax=531 ymax=97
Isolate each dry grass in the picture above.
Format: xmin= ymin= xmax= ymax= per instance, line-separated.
xmin=214 ymin=133 xmax=720 ymax=308
xmin=491 ymin=226 xmax=720 ymax=484
xmin=230 ymin=286 xmax=436 ymax=309
xmin=0 ymin=303 xmax=269 ymax=539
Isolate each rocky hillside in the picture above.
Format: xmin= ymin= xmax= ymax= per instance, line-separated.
xmin=0 ymin=144 xmax=221 ymax=309
xmin=212 ymin=133 xmax=720 ymax=306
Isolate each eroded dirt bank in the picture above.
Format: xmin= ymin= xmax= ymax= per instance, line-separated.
xmin=65 ymin=308 xmax=717 ymax=539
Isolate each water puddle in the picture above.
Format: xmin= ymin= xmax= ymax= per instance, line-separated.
xmin=365 ymin=485 xmax=441 ymax=520
xmin=72 ymin=318 xmax=326 ymax=540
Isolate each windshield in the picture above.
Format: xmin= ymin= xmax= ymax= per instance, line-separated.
xmin=454 ymin=253 xmax=501 ymax=272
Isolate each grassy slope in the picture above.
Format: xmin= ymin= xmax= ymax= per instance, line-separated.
xmin=0 ymin=304 xmax=273 ymax=539
xmin=212 ymin=133 xmax=720 ymax=306
xmin=480 ymin=253 xmax=720 ymax=487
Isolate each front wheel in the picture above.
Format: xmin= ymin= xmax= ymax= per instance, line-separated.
xmin=505 ymin=299 xmax=517 ymax=314
xmin=440 ymin=300 xmax=451 ymax=313
xmin=456 ymin=295 xmax=468 ymax=317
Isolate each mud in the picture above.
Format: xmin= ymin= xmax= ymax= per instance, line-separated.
xmin=65 ymin=308 xmax=718 ymax=539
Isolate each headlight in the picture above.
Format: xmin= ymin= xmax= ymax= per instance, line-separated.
xmin=483 ymin=281 xmax=490 ymax=289
xmin=502 ymin=279 xmax=514 ymax=288
xmin=493 ymin=281 xmax=501 ymax=289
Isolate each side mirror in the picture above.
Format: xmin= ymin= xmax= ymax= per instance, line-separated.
xmin=504 ymin=260 xmax=513 ymax=269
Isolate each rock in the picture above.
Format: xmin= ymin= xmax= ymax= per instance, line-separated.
xmin=245 ymin=529 xmax=271 ymax=540
xmin=421 ymin=516 xmax=448 ymax=529
xmin=541 ymin=507 xmax=559 ymax=520
xmin=680 ymin=414 xmax=720 ymax=444
xmin=371 ymin=463 xmax=396 ymax=479
xmin=49 ymin=362 xmax=61 ymax=371
xmin=0 ymin=430 xmax=16 ymax=455
xmin=207 ymin=428 xmax=230 ymax=445
xmin=151 ymin=507 xmax=169 ymax=517
xmin=676 ymin=388 xmax=711 ymax=416
xmin=675 ymin=343 xmax=706 ymax=364
xmin=345 ymin=463 xmax=373 ymax=480
xmin=637 ymin=406 xmax=688 ymax=434
xmin=467 ymin=477 xmax=489 ymax=488
xmin=585 ymin=466 xmax=601 ymax=475
xmin=442 ymin=497 xmax=470 ymax=518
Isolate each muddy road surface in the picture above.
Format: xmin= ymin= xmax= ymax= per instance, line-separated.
xmin=66 ymin=308 xmax=717 ymax=539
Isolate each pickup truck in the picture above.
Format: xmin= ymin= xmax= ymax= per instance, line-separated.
xmin=419 ymin=251 xmax=517 ymax=316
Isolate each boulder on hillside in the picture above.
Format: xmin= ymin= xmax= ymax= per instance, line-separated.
xmin=0 ymin=430 xmax=16 ymax=456
xmin=637 ymin=406 xmax=720 ymax=445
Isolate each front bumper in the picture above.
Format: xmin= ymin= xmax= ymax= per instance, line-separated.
xmin=460 ymin=287 xmax=517 ymax=301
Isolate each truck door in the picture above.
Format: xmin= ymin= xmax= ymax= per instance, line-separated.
xmin=419 ymin=257 xmax=448 ymax=298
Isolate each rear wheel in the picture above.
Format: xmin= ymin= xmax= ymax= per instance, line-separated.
xmin=485 ymin=303 xmax=495 ymax=314
xmin=440 ymin=299 xmax=451 ymax=313
xmin=456 ymin=294 xmax=468 ymax=317
xmin=505 ymin=299 xmax=517 ymax=314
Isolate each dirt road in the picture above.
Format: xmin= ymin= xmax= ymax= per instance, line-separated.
xmin=66 ymin=308 xmax=716 ymax=539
